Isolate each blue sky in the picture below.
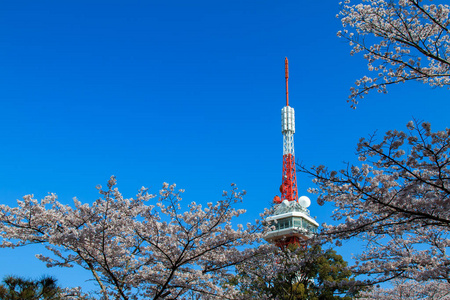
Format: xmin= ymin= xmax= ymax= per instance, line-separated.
xmin=0 ymin=0 xmax=448 ymax=292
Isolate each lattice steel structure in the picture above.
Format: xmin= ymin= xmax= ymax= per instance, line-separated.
xmin=275 ymin=57 xmax=298 ymax=204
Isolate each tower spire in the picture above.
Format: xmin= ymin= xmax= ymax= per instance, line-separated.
xmin=285 ymin=57 xmax=289 ymax=107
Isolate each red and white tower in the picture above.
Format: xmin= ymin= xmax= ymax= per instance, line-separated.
xmin=280 ymin=57 xmax=298 ymax=203
xmin=265 ymin=58 xmax=319 ymax=248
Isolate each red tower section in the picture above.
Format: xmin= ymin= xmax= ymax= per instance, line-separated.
xmin=281 ymin=153 xmax=298 ymax=202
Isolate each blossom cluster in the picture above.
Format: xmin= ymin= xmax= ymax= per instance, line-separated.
xmin=338 ymin=0 xmax=450 ymax=107
xmin=0 ymin=177 xmax=264 ymax=299
xmin=358 ymin=279 xmax=450 ymax=299
xmin=302 ymin=120 xmax=450 ymax=284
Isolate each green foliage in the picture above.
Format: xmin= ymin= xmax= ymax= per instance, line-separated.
xmin=0 ymin=275 xmax=61 ymax=300
xmin=234 ymin=244 xmax=361 ymax=300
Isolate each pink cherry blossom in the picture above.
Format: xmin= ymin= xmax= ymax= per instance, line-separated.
xmin=300 ymin=120 xmax=450 ymax=284
xmin=338 ymin=0 xmax=450 ymax=107
xmin=0 ymin=176 xmax=264 ymax=299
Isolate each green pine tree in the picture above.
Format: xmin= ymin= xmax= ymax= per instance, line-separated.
xmin=0 ymin=275 xmax=61 ymax=300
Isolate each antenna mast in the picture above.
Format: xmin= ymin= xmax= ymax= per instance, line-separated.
xmin=285 ymin=57 xmax=289 ymax=106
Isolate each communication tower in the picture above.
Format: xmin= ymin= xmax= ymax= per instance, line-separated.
xmin=265 ymin=58 xmax=319 ymax=248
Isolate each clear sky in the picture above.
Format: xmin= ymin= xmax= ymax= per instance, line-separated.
xmin=0 ymin=0 xmax=448 ymax=293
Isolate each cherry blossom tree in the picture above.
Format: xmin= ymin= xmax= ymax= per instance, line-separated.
xmin=338 ymin=0 xmax=450 ymax=107
xmin=0 ymin=177 xmax=263 ymax=300
xmin=302 ymin=120 xmax=450 ymax=284
xmin=357 ymin=279 xmax=450 ymax=299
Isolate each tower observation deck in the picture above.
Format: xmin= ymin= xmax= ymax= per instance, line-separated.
xmin=265 ymin=58 xmax=319 ymax=248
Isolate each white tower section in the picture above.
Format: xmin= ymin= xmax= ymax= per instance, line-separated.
xmin=281 ymin=106 xmax=295 ymax=155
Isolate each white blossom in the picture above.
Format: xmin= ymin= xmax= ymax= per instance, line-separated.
xmin=358 ymin=279 xmax=450 ymax=299
xmin=0 ymin=177 xmax=264 ymax=300
xmin=338 ymin=0 xmax=450 ymax=107
xmin=299 ymin=120 xmax=450 ymax=284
